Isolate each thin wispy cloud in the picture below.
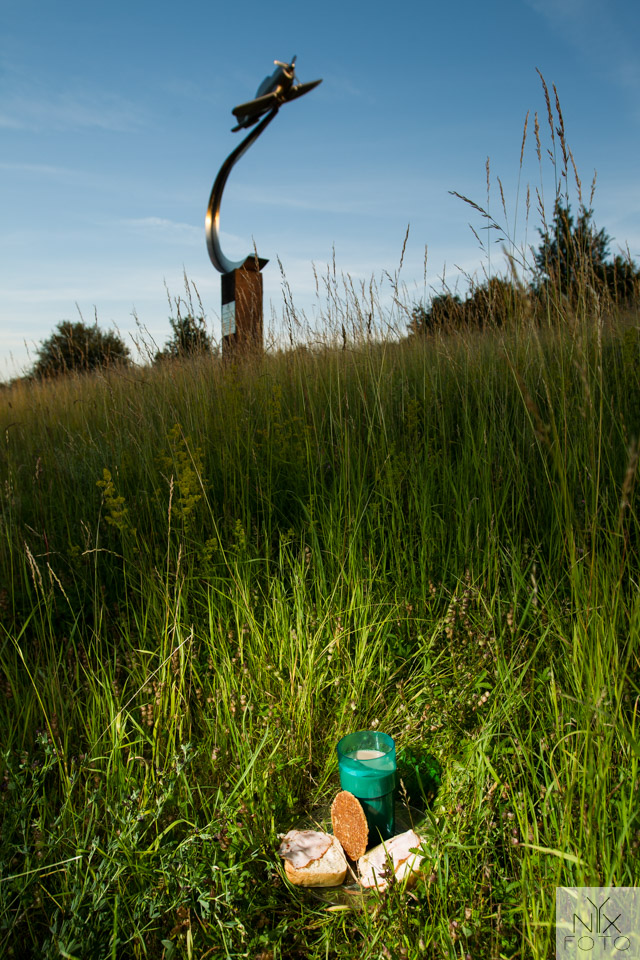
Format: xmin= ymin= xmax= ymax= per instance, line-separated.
xmin=117 ymin=217 xmax=248 ymax=252
xmin=526 ymin=0 xmax=640 ymax=98
xmin=0 ymin=161 xmax=75 ymax=178
xmin=238 ymin=174 xmax=440 ymax=217
xmin=120 ymin=217 xmax=202 ymax=244
xmin=153 ymin=76 xmax=222 ymax=106
xmin=526 ymin=0 xmax=590 ymax=17
xmin=322 ymin=73 xmax=368 ymax=102
xmin=0 ymin=161 xmax=123 ymax=193
xmin=0 ymin=80 xmax=146 ymax=133
xmin=241 ymin=187 xmax=374 ymax=215
xmin=615 ymin=58 xmax=640 ymax=95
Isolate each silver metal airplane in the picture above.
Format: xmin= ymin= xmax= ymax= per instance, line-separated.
xmin=231 ymin=56 xmax=322 ymax=131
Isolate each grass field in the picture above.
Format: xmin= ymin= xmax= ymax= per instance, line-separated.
xmin=1 ymin=287 xmax=639 ymax=958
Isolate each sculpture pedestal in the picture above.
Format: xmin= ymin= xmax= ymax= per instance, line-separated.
xmin=221 ymin=257 xmax=267 ymax=359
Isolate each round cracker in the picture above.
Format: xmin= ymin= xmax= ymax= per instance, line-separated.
xmin=330 ymin=790 xmax=369 ymax=860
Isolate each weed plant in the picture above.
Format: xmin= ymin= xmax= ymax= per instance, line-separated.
xmin=0 ymin=83 xmax=639 ymax=959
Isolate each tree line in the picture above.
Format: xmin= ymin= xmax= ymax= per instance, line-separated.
xmin=21 ymin=200 xmax=640 ymax=380
xmin=409 ymin=201 xmax=639 ymax=335
xmin=27 ymin=305 xmax=215 ymax=381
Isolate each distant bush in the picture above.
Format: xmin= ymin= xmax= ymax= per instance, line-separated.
xmin=31 ymin=320 xmax=130 ymax=378
xmin=408 ymin=278 xmax=533 ymax=335
xmin=154 ymin=312 xmax=215 ymax=362
xmin=408 ymin=294 xmax=463 ymax=335
xmin=154 ymin=279 xmax=217 ymax=362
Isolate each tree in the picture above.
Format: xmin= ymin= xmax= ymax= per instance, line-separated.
xmin=408 ymin=277 xmax=524 ymax=336
xmin=463 ymin=277 xmax=524 ymax=327
xmin=31 ymin=320 xmax=130 ymax=379
xmin=154 ymin=312 xmax=214 ymax=361
xmin=408 ymin=294 xmax=463 ymax=335
xmin=155 ymin=276 xmax=216 ymax=362
xmin=534 ymin=201 xmax=640 ymax=303
xmin=600 ymin=253 xmax=640 ymax=306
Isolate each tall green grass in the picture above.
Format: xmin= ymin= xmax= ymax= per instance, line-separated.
xmin=1 ymin=307 xmax=638 ymax=958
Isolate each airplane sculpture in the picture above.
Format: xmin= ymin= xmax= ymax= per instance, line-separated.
xmin=231 ymin=56 xmax=322 ymax=131
xmin=206 ymin=55 xmax=321 ymax=281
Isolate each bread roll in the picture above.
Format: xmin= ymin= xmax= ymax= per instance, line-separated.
xmin=278 ymin=829 xmax=332 ymax=868
xmin=282 ymin=834 xmax=348 ymax=887
xmin=357 ymin=829 xmax=424 ymax=891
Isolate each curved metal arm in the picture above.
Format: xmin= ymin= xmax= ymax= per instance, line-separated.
xmin=205 ymin=108 xmax=279 ymax=274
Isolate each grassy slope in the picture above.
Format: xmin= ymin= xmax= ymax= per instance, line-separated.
xmin=0 ymin=314 xmax=639 ymax=959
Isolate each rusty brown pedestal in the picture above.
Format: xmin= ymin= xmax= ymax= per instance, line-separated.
xmin=220 ymin=256 xmax=267 ymax=358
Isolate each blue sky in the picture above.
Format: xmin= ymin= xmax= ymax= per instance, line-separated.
xmin=1 ymin=0 xmax=639 ymax=380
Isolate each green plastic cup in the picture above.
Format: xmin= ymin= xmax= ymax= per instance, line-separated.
xmin=336 ymin=731 xmax=396 ymax=842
